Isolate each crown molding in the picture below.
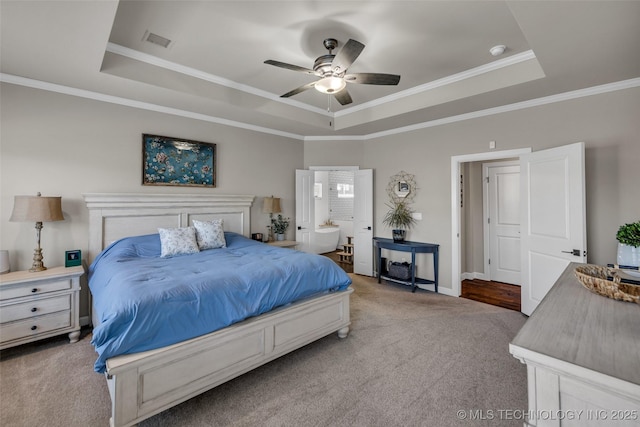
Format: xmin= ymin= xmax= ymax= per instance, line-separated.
xmin=0 ymin=73 xmax=305 ymax=141
xmin=357 ymin=77 xmax=640 ymax=140
xmin=335 ymin=50 xmax=538 ymax=117
xmin=106 ymin=43 xmax=540 ymax=122
xmin=106 ymin=42 xmax=331 ymax=117
xmin=2 ymin=73 xmax=638 ymax=142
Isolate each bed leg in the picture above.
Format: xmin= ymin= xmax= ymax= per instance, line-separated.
xmin=337 ymin=326 xmax=350 ymax=339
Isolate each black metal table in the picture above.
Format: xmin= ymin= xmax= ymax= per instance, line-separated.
xmin=373 ymin=237 xmax=439 ymax=293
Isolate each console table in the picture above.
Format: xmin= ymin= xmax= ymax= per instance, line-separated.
xmin=373 ymin=237 xmax=439 ymax=293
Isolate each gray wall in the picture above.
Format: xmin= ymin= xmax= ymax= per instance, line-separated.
xmin=2 ymin=82 xmax=639 ymax=311
xmin=0 ymin=83 xmax=304 ymax=320
xmin=306 ymin=87 xmax=640 ymax=292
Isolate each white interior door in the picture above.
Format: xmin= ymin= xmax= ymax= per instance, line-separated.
xmin=485 ymin=163 xmax=521 ymax=285
xmin=295 ymin=170 xmax=315 ymax=253
xmin=353 ymin=169 xmax=373 ymax=276
xmin=520 ymin=142 xmax=587 ymax=315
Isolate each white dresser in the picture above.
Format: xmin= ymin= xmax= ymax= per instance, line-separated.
xmin=510 ymin=263 xmax=640 ymax=426
xmin=0 ymin=265 xmax=84 ymax=350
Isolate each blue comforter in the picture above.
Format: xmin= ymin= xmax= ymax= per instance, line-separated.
xmin=89 ymin=232 xmax=351 ymax=373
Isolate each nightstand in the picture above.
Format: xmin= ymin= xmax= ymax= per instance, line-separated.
xmin=267 ymin=240 xmax=298 ymax=249
xmin=0 ymin=265 xmax=84 ymax=350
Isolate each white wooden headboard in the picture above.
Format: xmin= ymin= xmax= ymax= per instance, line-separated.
xmin=83 ymin=193 xmax=254 ymax=263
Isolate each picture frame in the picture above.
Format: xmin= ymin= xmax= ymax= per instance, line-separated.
xmin=65 ymin=250 xmax=82 ymax=267
xmin=142 ymin=134 xmax=216 ymax=187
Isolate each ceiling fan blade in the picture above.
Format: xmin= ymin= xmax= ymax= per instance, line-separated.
xmin=264 ymin=60 xmax=317 ymax=75
xmin=280 ymin=81 xmax=317 ymax=98
xmin=334 ymin=89 xmax=353 ymax=106
xmin=344 ymin=73 xmax=401 ymax=85
xmin=331 ymin=39 xmax=365 ymax=74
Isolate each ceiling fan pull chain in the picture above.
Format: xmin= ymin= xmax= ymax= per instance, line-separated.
xmin=327 ymin=94 xmax=331 ymax=112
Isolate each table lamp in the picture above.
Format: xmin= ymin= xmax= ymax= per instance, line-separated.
xmin=262 ymin=196 xmax=281 ymax=242
xmin=9 ymin=192 xmax=64 ymax=272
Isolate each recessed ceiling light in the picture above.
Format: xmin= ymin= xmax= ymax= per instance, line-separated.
xmin=490 ymin=45 xmax=506 ymax=56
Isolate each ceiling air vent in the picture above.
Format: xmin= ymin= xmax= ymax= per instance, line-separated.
xmin=143 ymin=31 xmax=172 ymax=48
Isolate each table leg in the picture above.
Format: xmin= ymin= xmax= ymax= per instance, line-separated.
xmin=411 ymin=250 xmax=417 ymax=293
xmin=377 ymin=245 xmax=381 ymax=283
xmin=434 ymin=249 xmax=439 ymax=293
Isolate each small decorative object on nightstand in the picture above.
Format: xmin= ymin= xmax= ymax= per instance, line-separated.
xmin=0 ymin=265 xmax=84 ymax=349
xmin=271 ymin=214 xmax=290 ymax=241
xmin=65 ymin=250 xmax=82 ymax=267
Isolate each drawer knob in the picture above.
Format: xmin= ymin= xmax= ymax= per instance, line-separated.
xmin=31 ymin=325 xmax=37 ymax=331
xmin=31 ymin=288 xmax=38 ymax=293
xmin=31 ymin=307 xmax=37 ymax=312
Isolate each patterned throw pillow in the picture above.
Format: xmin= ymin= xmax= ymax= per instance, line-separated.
xmin=192 ymin=219 xmax=226 ymax=250
xmin=157 ymin=227 xmax=200 ymax=258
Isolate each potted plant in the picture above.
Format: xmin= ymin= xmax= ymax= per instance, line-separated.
xmin=382 ymin=201 xmax=416 ymax=242
xmin=616 ymin=221 xmax=640 ymax=267
xmin=271 ymin=214 xmax=290 ymax=241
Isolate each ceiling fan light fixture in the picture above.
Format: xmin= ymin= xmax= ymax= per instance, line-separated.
xmin=315 ymin=76 xmax=346 ymax=94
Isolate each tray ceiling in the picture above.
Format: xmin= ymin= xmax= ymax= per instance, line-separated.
xmin=1 ymin=1 xmax=639 ymax=138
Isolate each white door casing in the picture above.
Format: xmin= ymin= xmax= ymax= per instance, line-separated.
xmin=295 ymin=170 xmax=315 ymax=253
xmin=354 ymin=169 xmax=374 ymax=276
xmin=484 ymin=162 xmax=521 ymax=285
xmin=520 ymin=142 xmax=587 ymax=316
xmin=451 ymin=148 xmax=532 ymax=298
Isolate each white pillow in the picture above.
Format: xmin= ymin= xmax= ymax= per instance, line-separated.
xmin=192 ymin=219 xmax=226 ymax=250
xmin=157 ymin=227 xmax=200 ymax=258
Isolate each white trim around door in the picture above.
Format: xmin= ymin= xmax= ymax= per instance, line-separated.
xmin=450 ymin=148 xmax=532 ymax=297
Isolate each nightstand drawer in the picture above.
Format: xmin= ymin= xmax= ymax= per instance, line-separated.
xmin=1 ymin=311 xmax=72 ymax=343
xmin=0 ymin=278 xmax=72 ymax=300
xmin=0 ymin=294 xmax=71 ymax=323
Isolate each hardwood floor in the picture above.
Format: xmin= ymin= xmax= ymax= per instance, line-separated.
xmin=461 ymin=278 xmax=521 ymax=311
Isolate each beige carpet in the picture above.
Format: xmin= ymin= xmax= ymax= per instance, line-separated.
xmin=0 ymin=274 xmax=528 ymax=426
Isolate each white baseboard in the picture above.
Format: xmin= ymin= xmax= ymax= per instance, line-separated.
xmin=436 ymin=286 xmax=457 ymax=297
xmin=461 ymin=272 xmax=488 ymax=281
xmin=80 ymin=316 xmax=91 ymax=327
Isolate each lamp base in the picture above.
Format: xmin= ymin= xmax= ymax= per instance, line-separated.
xmin=29 ymin=247 xmax=47 ymax=273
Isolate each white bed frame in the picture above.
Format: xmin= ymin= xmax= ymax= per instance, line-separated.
xmin=83 ymin=193 xmax=353 ymax=427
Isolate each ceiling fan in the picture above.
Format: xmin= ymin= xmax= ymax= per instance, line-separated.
xmin=264 ymin=38 xmax=401 ymax=106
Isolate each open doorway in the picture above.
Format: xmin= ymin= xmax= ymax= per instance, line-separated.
xmin=458 ymin=158 xmax=522 ymax=310
xmin=450 ymin=148 xmax=531 ymax=298
xmin=460 ymin=159 xmax=521 ymax=311
xmin=452 ymin=143 xmax=586 ymax=315
xmin=297 ymin=167 xmax=374 ymax=276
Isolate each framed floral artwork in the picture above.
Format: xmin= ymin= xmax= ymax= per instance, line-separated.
xmin=142 ymin=134 xmax=216 ymax=187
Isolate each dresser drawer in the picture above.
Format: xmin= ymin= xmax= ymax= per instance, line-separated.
xmin=0 ymin=278 xmax=72 ymax=300
xmin=0 ymin=294 xmax=71 ymax=323
xmin=0 ymin=311 xmax=72 ymax=343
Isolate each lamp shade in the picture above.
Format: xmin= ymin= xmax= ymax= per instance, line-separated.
xmin=262 ymin=197 xmax=282 ymax=214
xmin=10 ymin=194 xmax=64 ymax=222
